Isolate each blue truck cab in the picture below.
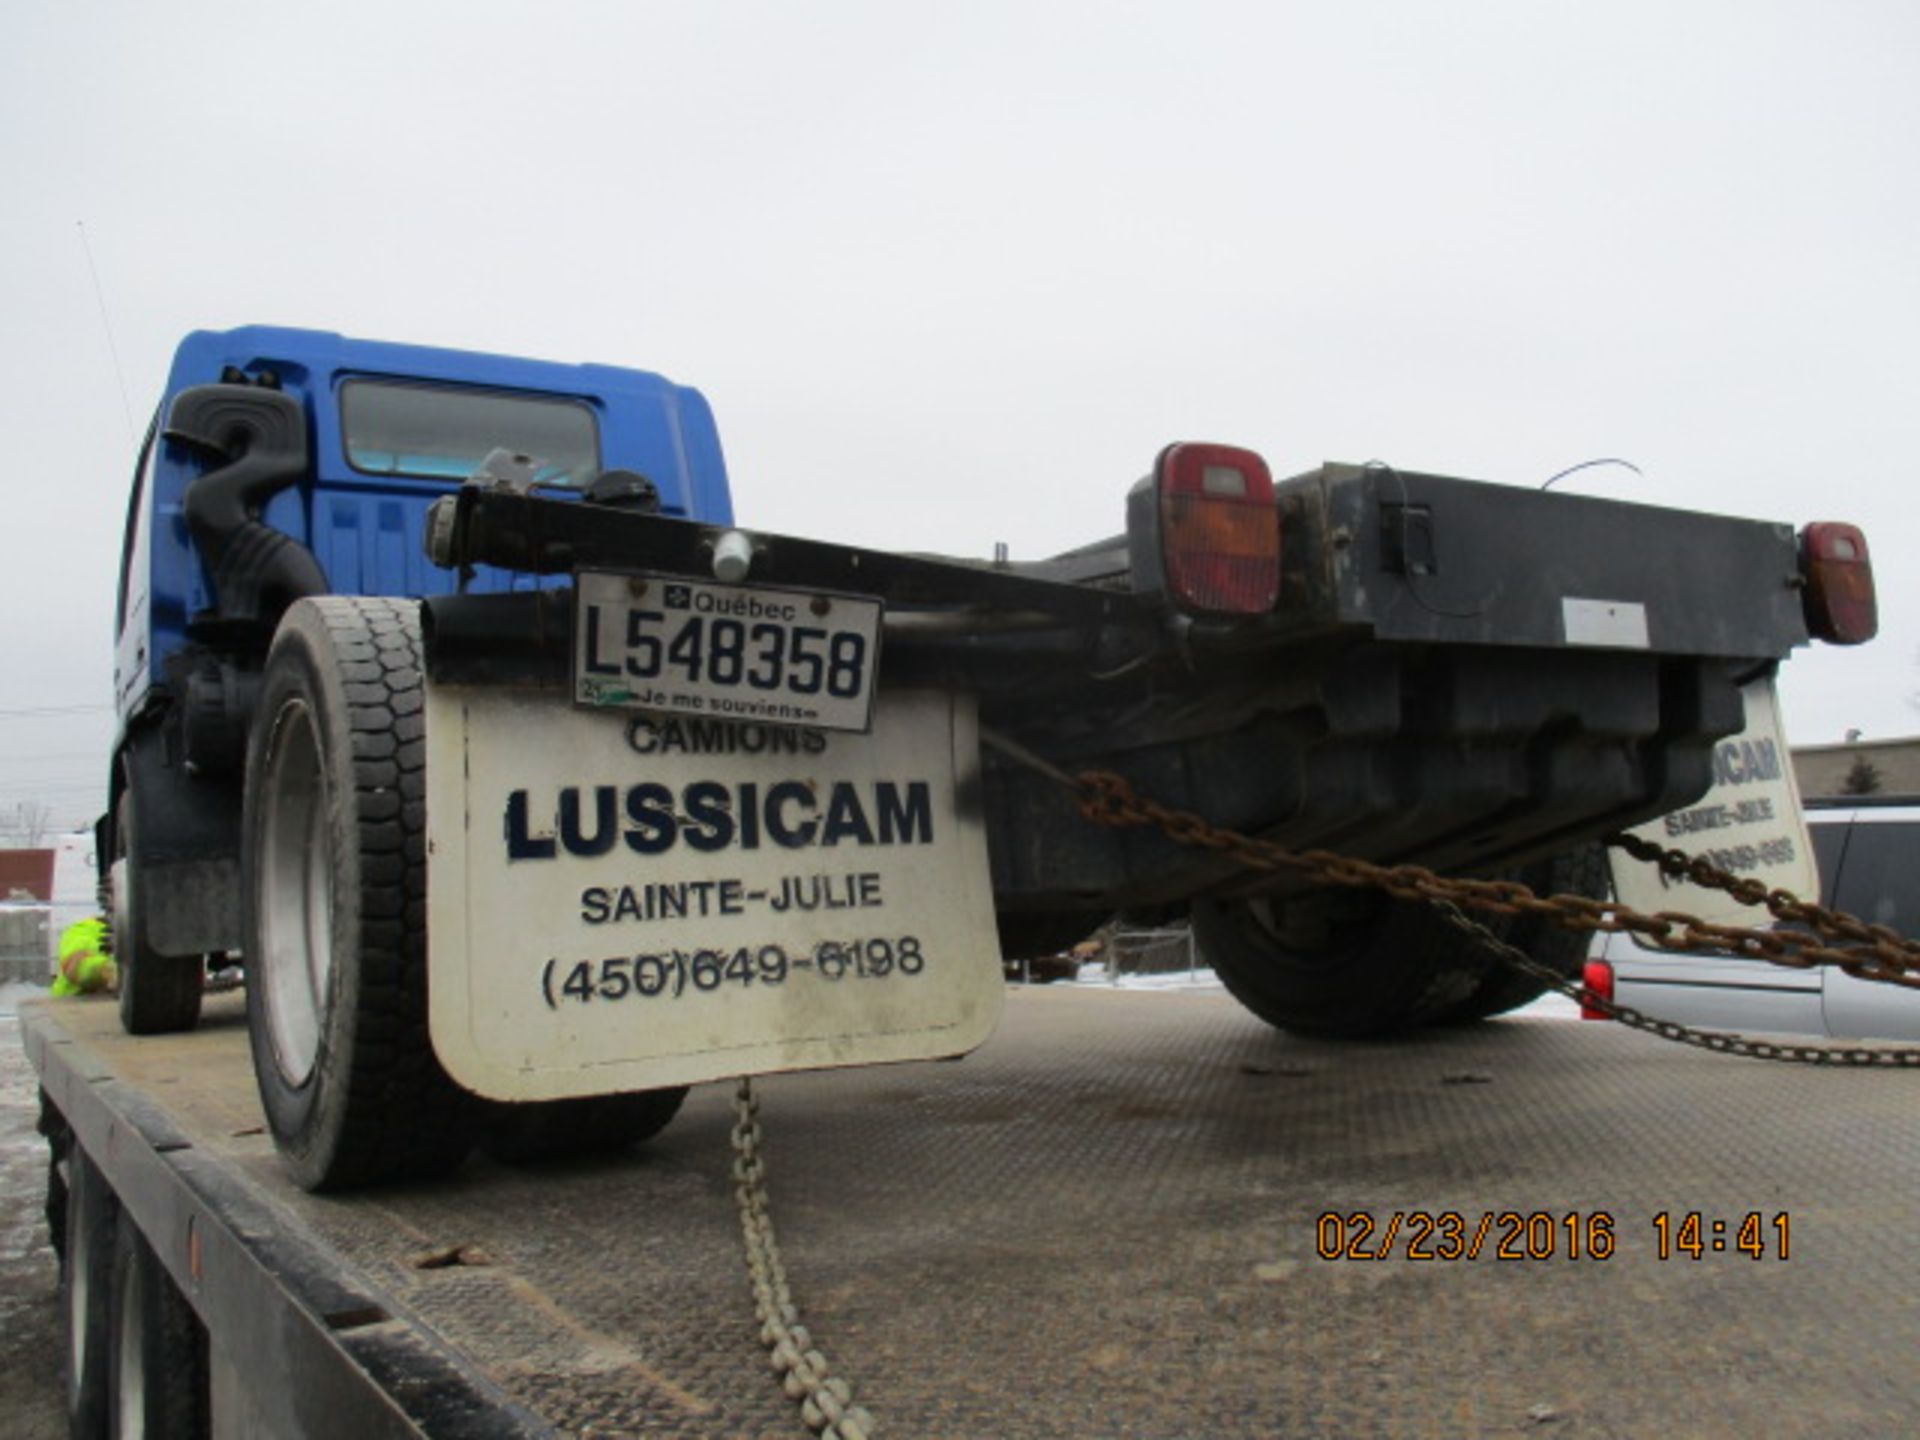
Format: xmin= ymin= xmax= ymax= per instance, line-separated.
xmin=117 ymin=326 xmax=731 ymax=718
xmin=109 ymin=326 xmax=731 ymax=1031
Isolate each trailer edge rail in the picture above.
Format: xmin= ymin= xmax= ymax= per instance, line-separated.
xmin=22 ymin=998 xmax=552 ymax=1440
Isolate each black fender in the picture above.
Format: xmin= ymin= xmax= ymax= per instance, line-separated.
xmin=114 ymin=723 xmax=243 ymax=958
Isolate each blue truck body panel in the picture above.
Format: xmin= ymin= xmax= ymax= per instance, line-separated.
xmin=120 ymin=326 xmax=731 ymax=723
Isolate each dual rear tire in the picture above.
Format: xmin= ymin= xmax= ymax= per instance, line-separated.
xmin=63 ymin=1150 xmax=115 ymax=1437
xmin=243 ymin=598 xmax=474 ymax=1190
xmin=243 ymin=597 xmax=684 ymax=1189
xmin=62 ymin=1149 xmax=205 ymax=1438
xmin=108 ymin=1211 xmax=206 ymax=1438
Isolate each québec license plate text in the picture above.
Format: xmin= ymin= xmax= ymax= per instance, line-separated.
xmin=574 ymin=570 xmax=881 ymax=733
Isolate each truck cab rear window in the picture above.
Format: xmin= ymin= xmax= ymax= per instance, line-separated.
xmin=341 ymin=380 xmax=599 ymax=485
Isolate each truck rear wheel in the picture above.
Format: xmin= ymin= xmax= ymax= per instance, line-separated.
xmin=63 ymin=1149 xmax=116 ymax=1440
xmin=1194 ymin=889 xmax=1483 ymax=1038
xmin=1193 ymin=848 xmax=1604 ymax=1039
xmin=243 ymin=597 xmax=474 ymax=1190
xmin=480 ymin=1089 xmax=690 ymax=1165
xmin=1427 ymin=846 xmax=1608 ymax=1024
xmin=112 ymin=790 xmax=206 ymax=1036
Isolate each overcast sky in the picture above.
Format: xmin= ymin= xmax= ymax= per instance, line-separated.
xmin=2 ymin=1 xmax=1915 ymax=837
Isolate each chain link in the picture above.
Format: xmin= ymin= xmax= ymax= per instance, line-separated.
xmin=1070 ymin=769 xmax=1920 ymax=988
xmin=732 ymin=1079 xmax=875 ymax=1440
xmin=1603 ymin=830 xmax=1920 ymax=983
xmin=1425 ymin=898 xmax=1920 ymax=1067
xmin=723 ymin=752 xmax=1920 ymax=1436
xmin=1053 ymin=765 xmax=1920 ymax=1063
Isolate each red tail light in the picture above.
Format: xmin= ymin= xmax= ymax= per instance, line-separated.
xmin=1579 ymin=958 xmax=1615 ymax=1020
xmin=1127 ymin=443 xmax=1279 ymax=615
xmin=1799 ymin=522 xmax=1876 ymax=645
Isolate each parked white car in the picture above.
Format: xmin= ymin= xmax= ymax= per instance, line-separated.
xmin=1585 ymin=798 xmax=1920 ymax=1041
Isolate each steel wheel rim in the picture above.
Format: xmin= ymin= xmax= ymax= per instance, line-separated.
xmin=110 ymin=794 xmax=131 ymax=973
xmin=115 ymin=1250 xmax=146 ymax=1440
xmin=1239 ymin=894 xmax=1381 ymax=970
xmin=108 ymin=856 xmax=131 ymax=957
xmin=67 ymin=1201 xmax=91 ymax=1403
xmin=259 ymin=700 xmax=334 ymax=1088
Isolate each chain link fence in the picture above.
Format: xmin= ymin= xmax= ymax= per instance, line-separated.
xmin=1104 ymin=924 xmax=1202 ymax=983
xmin=0 ymin=899 xmax=93 ymax=987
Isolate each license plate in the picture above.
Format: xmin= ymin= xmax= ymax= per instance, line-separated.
xmin=574 ymin=570 xmax=882 ymax=734
xmin=1609 ymin=677 xmax=1819 ymax=928
xmin=425 ymin=685 xmax=1003 ymax=1101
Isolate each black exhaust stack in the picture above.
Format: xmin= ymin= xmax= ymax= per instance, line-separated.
xmin=169 ymin=382 xmax=328 ymax=630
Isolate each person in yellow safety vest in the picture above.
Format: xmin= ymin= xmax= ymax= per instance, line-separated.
xmin=52 ymin=916 xmax=117 ymax=997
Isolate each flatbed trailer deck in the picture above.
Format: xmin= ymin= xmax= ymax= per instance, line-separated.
xmin=24 ymin=985 xmax=1920 ymax=1438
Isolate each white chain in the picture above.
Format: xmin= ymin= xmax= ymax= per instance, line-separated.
xmin=731 ymin=1078 xmax=876 ymax=1440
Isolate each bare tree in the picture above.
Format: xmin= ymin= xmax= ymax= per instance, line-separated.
xmin=2 ymin=799 xmax=53 ymax=849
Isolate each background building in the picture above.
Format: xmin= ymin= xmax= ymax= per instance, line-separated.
xmin=0 ymin=847 xmax=55 ymax=985
xmin=1794 ymin=736 xmax=1920 ymax=800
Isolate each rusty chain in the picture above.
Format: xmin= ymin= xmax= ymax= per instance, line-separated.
xmin=726 ymin=749 xmax=1920 ymax=1438
xmin=732 ymin=1078 xmax=875 ymax=1440
xmin=1067 ymin=769 xmax=1920 ymax=990
xmin=1603 ymin=830 xmax=1920 ymax=984
xmin=1018 ymin=753 xmax=1920 ymax=1064
xmin=1424 ymin=897 xmax=1920 ymax=1066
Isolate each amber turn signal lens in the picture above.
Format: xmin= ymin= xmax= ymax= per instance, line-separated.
xmin=1155 ymin=443 xmax=1279 ymax=615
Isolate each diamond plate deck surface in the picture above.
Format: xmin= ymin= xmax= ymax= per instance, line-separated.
xmin=58 ymin=986 xmax=1920 ymax=1439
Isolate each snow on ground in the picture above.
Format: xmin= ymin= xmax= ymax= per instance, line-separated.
xmin=0 ymin=981 xmax=47 ymax=1022
xmin=1054 ymin=963 xmax=1584 ymax=1020
xmin=1066 ymin=962 xmax=1223 ymax=992
xmin=1517 ymin=990 xmax=1583 ymax=1022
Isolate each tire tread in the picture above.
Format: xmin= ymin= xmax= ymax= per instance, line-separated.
xmin=1195 ymin=845 xmax=1609 ymax=1039
xmin=247 ymin=597 xmax=473 ymax=1190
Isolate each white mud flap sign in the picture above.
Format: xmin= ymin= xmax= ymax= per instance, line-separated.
xmin=1609 ymin=677 xmax=1819 ymax=927
xmin=426 ymin=687 xmax=1004 ymax=1100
